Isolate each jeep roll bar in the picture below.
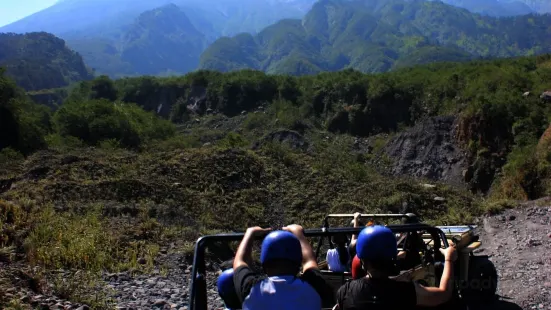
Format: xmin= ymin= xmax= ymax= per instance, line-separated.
xmin=315 ymin=213 xmax=419 ymax=259
xmin=188 ymin=224 xmax=449 ymax=310
xmin=323 ymin=213 xmax=419 ymax=223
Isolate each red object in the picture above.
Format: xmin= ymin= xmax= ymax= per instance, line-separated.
xmin=351 ymin=255 xmax=366 ymax=279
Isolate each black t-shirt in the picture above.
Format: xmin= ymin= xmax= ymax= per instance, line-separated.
xmin=233 ymin=265 xmax=336 ymax=308
xmin=348 ymin=244 xmax=356 ymax=259
xmin=336 ymin=277 xmax=417 ymax=310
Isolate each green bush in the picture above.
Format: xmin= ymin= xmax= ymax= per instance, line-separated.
xmin=45 ymin=134 xmax=86 ymax=150
xmin=218 ymin=132 xmax=249 ymax=149
xmin=0 ymin=147 xmax=24 ymax=163
xmin=243 ymin=112 xmax=271 ymax=131
xmin=145 ymin=134 xmax=202 ymax=151
xmin=53 ymin=99 xmax=176 ymax=149
xmin=0 ymin=69 xmax=51 ymax=155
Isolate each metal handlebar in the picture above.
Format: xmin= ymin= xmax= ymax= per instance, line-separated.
xmin=325 ymin=213 xmax=417 ymax=218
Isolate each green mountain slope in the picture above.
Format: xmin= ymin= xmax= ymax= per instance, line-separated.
xmin=0 ymin=32 xmax=93 ymax=91
xmin=435 ymin=0 xmax=534 ymax=16
xmin=199 ymin=0 xmax=551 ymax=75
xmin=0 ymin=0 xmax=316 ymax=78
xmin=507 ymin=0 xmax=551 ymax=13
xmin=62 ymin=4 xmax=207 ymax=77
xmin=120 ymin=4 xmax=208 ymax=76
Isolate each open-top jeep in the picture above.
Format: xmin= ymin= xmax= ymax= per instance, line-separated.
xmin=187 ymin=213 xmax=497 ymax=310
xmin=315 ymin=214 xmax=498 ymax=306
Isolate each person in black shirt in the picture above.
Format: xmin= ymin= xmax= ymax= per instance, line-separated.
xmin=348 ymin=213 xmax=406 ymax=267
xmin=335 ymin=225 xmax=458 ymax=310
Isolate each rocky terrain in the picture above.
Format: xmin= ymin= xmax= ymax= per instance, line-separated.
xmin=97 ymin=202 xmax=551 ymax=310
xmin=475 ymin=200 xmax=551 ymax=310
xmin=2 ymin=201 xmax=549 ymax=310
xmin=384 ymin=116 xmax=468 ymax=188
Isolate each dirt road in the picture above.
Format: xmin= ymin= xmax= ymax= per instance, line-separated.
xmin=473 ymin=201 xmax=551 ymax=310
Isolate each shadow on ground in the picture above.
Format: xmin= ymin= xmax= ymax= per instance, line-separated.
xmin=469 ymin=297 xmax=523 ymax=310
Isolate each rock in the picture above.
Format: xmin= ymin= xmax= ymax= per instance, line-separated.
xmin=434 ymin=197 xmax=446 ymax=202
xmin=251 ymin=130 xmax=309 ymax=151
xmin=383 ymin=116 xmax=467 ymax=187
xmin=509 ymin=215 xmax=516 ymax=221
xmin=541 ymin=91 xmax=551 ymax=102
xmin=154 ymin=299 xmax=167 ymax=307
xmin=421 ymin=183 xmax=437 ymax=189
xmin=20 ymin=295 xmax=31 ymax=303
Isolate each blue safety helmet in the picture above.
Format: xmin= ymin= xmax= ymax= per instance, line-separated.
xmin=260 ymin=230 xmax=302 ymax=266
xmin=217 ymin=268 xmax=236 ymax=303
xmin=356 ymin=225 xmax=397 ymax=261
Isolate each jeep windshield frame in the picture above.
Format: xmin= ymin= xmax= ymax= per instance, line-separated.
xmin=188 ymin=224 xmax=449 ymax=310
xmin=315 ymin=213 xmax=420 ymax=259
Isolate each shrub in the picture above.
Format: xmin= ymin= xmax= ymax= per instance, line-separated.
xmin=218 ymin=132 xmax=249 ymax=149
xmin=53 ymin=99 xmax=176 ymax=149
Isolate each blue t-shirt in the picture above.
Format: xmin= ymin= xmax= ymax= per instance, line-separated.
xmin=233 ymin=266 xmax=334 ymax=310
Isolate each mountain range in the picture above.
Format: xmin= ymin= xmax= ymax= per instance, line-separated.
xmin=199 ymin=0 xmax=551 ymax=75
xmin=432 ymin=0 xmax=533 ymax=16
xmin=0 ymin=32 xmax=93 ymax=91
xmin=0 ymin=0 xmax=317 ymax=77
xmin=0 ymin=0 xmax=550 ymax=79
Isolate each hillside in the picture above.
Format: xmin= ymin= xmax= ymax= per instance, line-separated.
xmin=2 ymin=53 xmax=551 ymax=309
xmin=0 ymin=0 xmax=316 ymax=78
xmin=0 ymin=32 xmax=93 ymax=91
xmin=0 ymin=0 xmax=315 ymax=38
xmin=511 ymin=0 xmax=551 ymax=13
xmin=434 ymin=0 xmax=534 ymax=16
xmin=199 ymin=0 xmax=551 ymax=75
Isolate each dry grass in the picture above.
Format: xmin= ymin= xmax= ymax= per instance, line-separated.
xmin=0 ymin=130 xmax=486 ymax=307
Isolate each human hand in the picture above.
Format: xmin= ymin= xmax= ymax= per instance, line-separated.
xmin=282 ymin=224 xmax=305 ymax=237
xmin=245 ymin=226 xmax=272 ymax=237
xmin=442 ymin=243 xmax=457 ymax=262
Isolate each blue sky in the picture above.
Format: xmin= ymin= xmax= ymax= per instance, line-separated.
xmin=0 ymin=0 xmax=58 ymax=27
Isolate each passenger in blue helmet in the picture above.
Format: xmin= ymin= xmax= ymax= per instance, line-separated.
xmin=334 ymin=225 xmax=458 ymax=310
xmin=348 ymin=213 xmax=407 ymax=264
xmin=233 ymin=225 xmax=334 ymax=310
xmin=217 ymin=269 xmax=241 ymax=310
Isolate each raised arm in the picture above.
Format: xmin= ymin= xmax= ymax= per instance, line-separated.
xmin=349 ymin=212 xmax=361 ymax=249
xmin=414 ymin=244 xmax=458 ymax=307
xmin=233 ymin=226 xmax=272 ymax=270
xmin=283 ymin=224 xmax=318 ymax=271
